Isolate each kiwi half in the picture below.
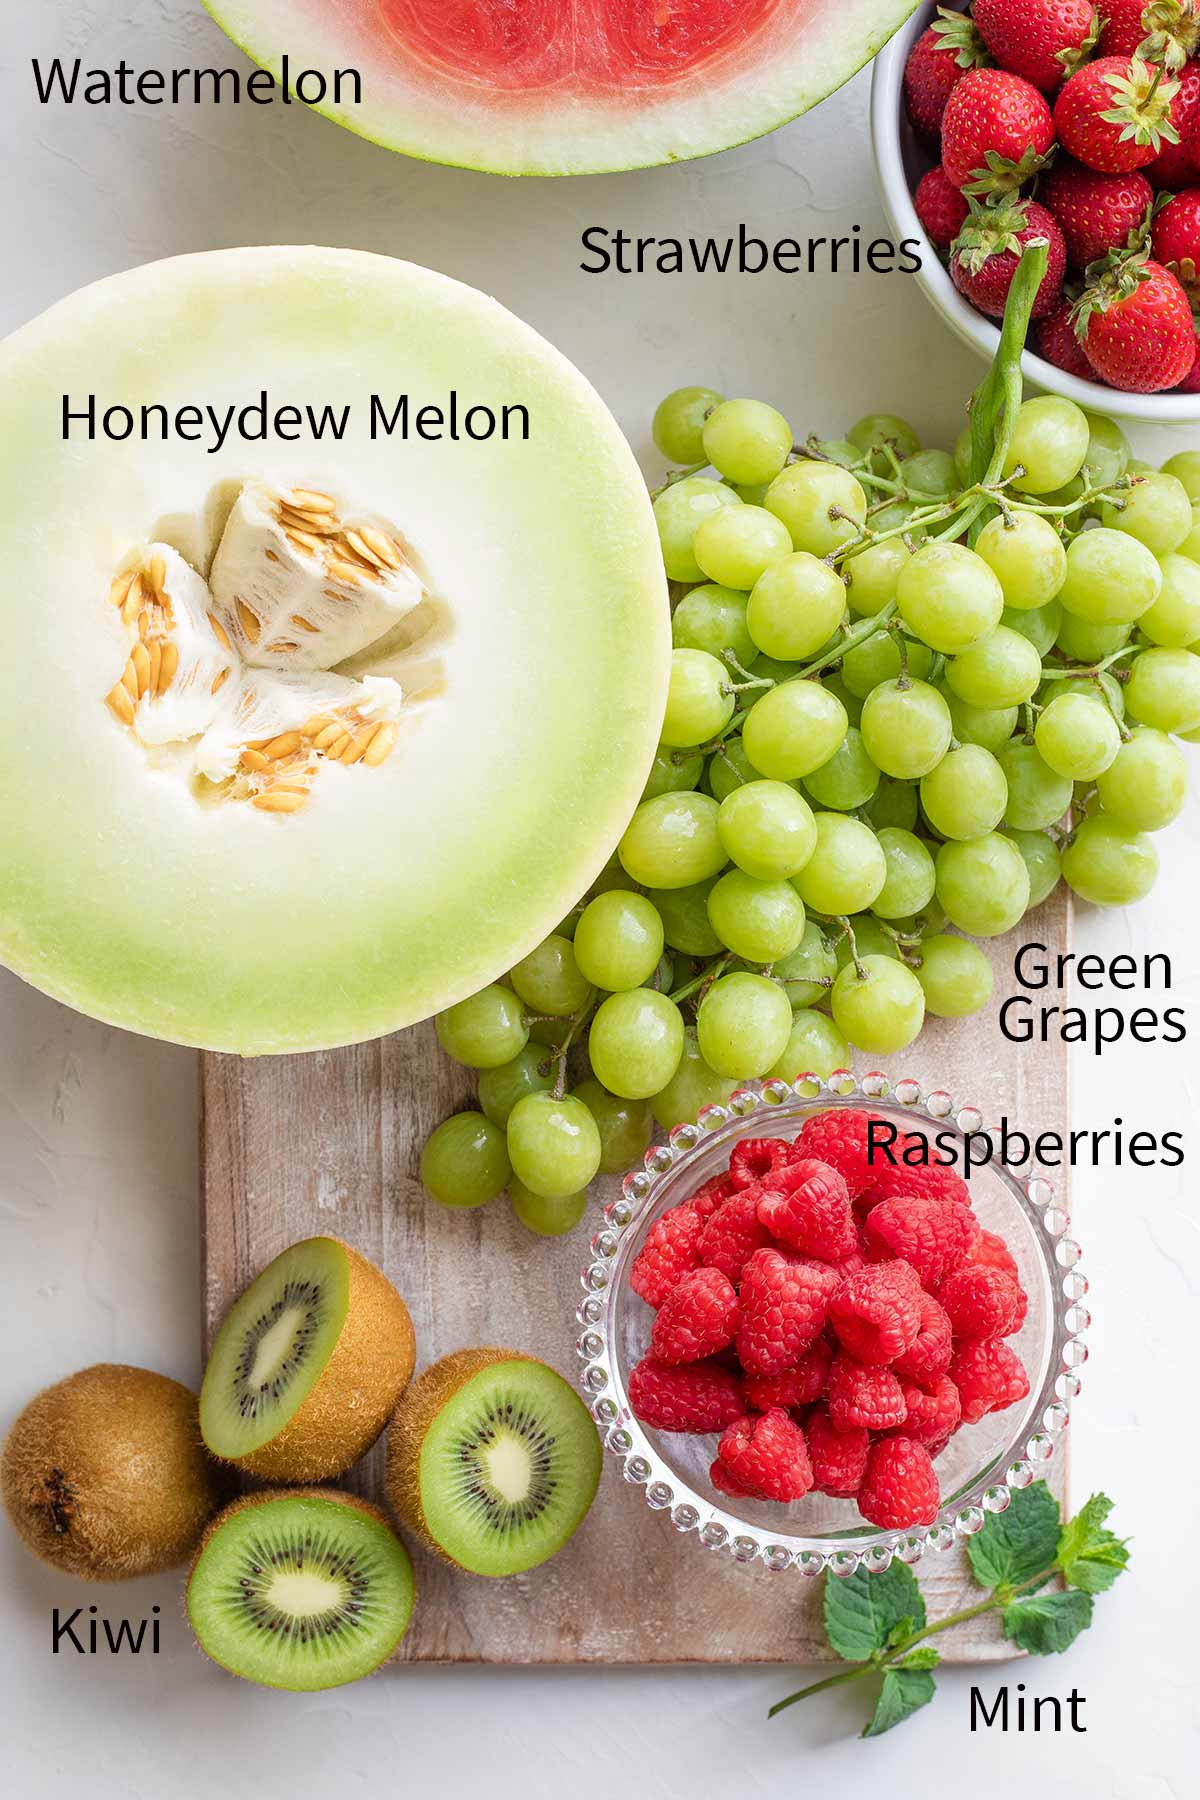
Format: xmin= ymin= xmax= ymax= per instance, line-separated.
xmin=187 ymin=1489 xmax=415 ymax=1691
xmin=1 ymin=1363 xmax=224 ymax=1579
xmin=386 ymin=1349 xmax=602 ymax=1577
xmin=200 ymin=1236 xmax=414 ymax=1482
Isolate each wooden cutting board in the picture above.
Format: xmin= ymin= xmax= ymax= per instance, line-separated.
xmin=201 ymin=888 xmax=1071 ymax=1666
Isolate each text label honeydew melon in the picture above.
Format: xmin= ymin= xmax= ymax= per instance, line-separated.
xmin=61 ymin=392 xmax=531 ymax=454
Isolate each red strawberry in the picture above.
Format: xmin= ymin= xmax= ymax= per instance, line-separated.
xmin=916 ymin=165 xmax=971 ymax=252
xmin=903 ymin=13 xmax=990 ymax=141
xmin=1073 ymin=254 xmax=1196 ymax=387
xmin=974 ymin=0 xmax=1100 ymax=94
xmin=1036 ymin=298 xmax=1098 ymax=377
xmin=1152 ymin=187 xmax=1200 ymax=283
xmin=1101 ymin=0 xmax=1200 ymax=68
xmin=941 ymin=67 xmax=1057 ymax=194
xmin=649 ymin=1267 xmax=739 ymax=1364
xmin=951 ymin=196 xmax=1067 ymax=317
xmin=717 ymin=1408 xmax=814 ymax=1503
xmin=1148 ymin=61 xmax=1200 ymax=186
xmin=1175 ymin=326 xmax=1200 ymax=388
xmin=1055 ymin=56 xmax=1182 ymax=174
xmin=1039 ymin=157 xmax=1155 ymax=268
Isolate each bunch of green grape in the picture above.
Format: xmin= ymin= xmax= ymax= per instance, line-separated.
xmin=421 ymin=382 xmax=1199 ymax=1231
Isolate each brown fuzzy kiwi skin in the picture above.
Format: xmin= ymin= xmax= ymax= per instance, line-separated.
xmin=1 ymin=1364 xmax=225 ymax=1580
xmin=385 ymin=1347 xmax=529 ymax=1564
xmin=219 ymin=1239 xmax=416 ymax=1484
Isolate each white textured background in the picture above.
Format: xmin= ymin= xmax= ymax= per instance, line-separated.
xmin=2 ymin=4 xmax=1199 ymax=1795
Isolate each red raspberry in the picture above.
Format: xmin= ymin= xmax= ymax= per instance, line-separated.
xmin=649 ymin=1267 xmax=739 ymax=1365
xmin=741 ymin=1337 xmax=833 ymax=1413
xmin=858 ymin=1437 xmax=941 ymax=1529
xmin=916 ymin=165 xmax=971 ymax=252
xmin=864 ymin=1193 xmax=975 ymax=1287
xmin=806 ymin=1405 xmax=870 ymax=1497
xmin=950 ymin=1337 xmax=1031 ymax=1423
xmin=756 ymin=1160 xmax=857 ymax=1262
xmin=904 ymin=18 xmax=990 ymax=142
xmin=938 ymin=1265 xmax=1027 ymax=1340
xmin=829 ymin=1263 xmax=923 ymax=1365
xmin=688 ymin=1172 xmax=738 ymax=1221
xmin=717 ymin=1409 xmax=814 ymax=1503
xmin=699 ymin=1188 xmax=773 ymax=1284
xmin=630 ymin=1205 xmax=704 ymax=1308
xmin=867 ymin=1158 xmax=973 ymax=1211
xmin=1036 ymin=299 xmax=1098 ymax=379
xmin=894 ymin=1375 xmax=962 ymax=1450
xmin=736 ymin=1249 xmax=842 ymax=1378
xmin=709 ymin=1455 xmax=761 ymax=1501
xmin=827 ymin=1352 xmax=907 ymax=1432
xmin=892 ymin=1290 xmax=954 ymax=1384
xmin=793 ymin=1109 xmax=889 ymax=1200
xmin=964 ymin=1226 xmax=1020 ymax=1281
xmin=729 ymin=1136 xmax=791 ymax=1188
xmin=628 ymin=1356 xmax=745 ymax=1433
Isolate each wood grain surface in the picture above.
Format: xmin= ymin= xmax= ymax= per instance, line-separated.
xmin=201 ymin=888 xmax=1071 ymax=1667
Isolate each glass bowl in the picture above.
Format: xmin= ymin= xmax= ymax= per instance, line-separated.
xmin=575 ymin=1071 xmax=1088 ymax=1577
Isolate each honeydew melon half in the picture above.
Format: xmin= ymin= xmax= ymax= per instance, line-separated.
xmin=204 ymin=0 xmax=922 ymax=176
xmin=0 ymin=247 xmax=669 ymax=1053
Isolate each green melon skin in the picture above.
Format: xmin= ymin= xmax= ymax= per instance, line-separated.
xmin=203 ymin=1 xmax=922 ymax=178
xmin=0 ymin=247 xmax=669 ymax=1053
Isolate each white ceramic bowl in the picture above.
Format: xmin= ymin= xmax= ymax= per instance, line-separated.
xmin=870 ymin=2 xmax=1200 ymax=424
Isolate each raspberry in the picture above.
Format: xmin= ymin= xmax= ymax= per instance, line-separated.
xmin=649 ymin=1267 xmax=740 ymax=1365
xmin=950 ymin=1337 xmax=1031 ymax=1424
xmin=717 ymin=1408 xmax=814 ymax=1503
xmin=938 ymin=1265 xmax=1027 ymax=1340
xmin=858 ymin=1437 xmax=941 ymax=1529
xmin=628 ymin=1356 xmax=745 ymax=1433
xmin=829 ymin=1263 xmax=923 ymax=1365
xmin=741 ymin=1337 xmax=833 ymax=1413
xmin=866 ymin=1158 xmax=974 ymax=1210
xmin=793 ymin=1109 xmax=889 ymax=1199
xmin=806 ymin=1405 xmax=870 ymax=1497
xmin=864 ymin=1193 xmax=975 ymax=1287
xmin=737 ymin=1249 xmax=843 ymax=1377
xmin=630 ymin=1205 xmax=704 ymax=1308
xmin=698 ymin=1188 xmax=773 ymax=1285
xmin=710 ymin=1455 xmax=761 ymax=1500
xmin=729 ymin=1136 xmax=792 ymax=1189
xmin=894 ymin=1375 xmax=962 ymax=1450
xmin=964 ymin=1226 xmax=1020 ymax=1281
xmin=827 ymin=1351 xmax=907 ymax=1432
xmin=892 ymin=1290 xmax=954 ymax=1384
xmin=688 ymin=1172 xmax=738 ymax=1221
xmin=756 ymin=1159 xmax=857 ymax=1262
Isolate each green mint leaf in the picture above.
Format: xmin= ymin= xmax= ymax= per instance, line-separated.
xmin=862 ymin=1668 xmax=937 ymax=1737
xmin=1057 ymin=1493 xmax=1130 ymax=1593
xmin=967 ymin=1481 xmax=1061 ymax=1591
xmin=1003 ymin=1589 xmax=1094 ymax=1655
xmin=885 ymin=1615 xmax=919 ymax=1650
xmin=824 ymin=1563 xmax=926 ymax=1663
xmin=898 ymin=1647 xmax=941 ymax=1671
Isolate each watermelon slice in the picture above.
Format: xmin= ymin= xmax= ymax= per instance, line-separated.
xmin=204 ymin=0 xmax=922 ymax=175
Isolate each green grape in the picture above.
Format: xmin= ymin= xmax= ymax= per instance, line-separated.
xmin=835 ymin=917 xmax=900 ymax=966
xmin=889 ymin=898 xmax=948 ymax=938
xmin=765 ymin=461 xmax=868 ymax=557
xmin=803 ymin=727 xmax=881 ymax=810
xmin=588 ymin=989 xmax=685 ymax=1100
xmin=643 ymin=744 xmax=705 ymax=801
xmin=939 ymin=683 xmax=1019 ymax=752
xmin=706 ymin=869 xmax=806 ymax=962
xmin=814 ymin=437 xmax=862 ymax=468
xmin=822 ymin=671 xmax=865 ymax=726
xmin=897 ymin=542 xmax=1005 ymax=653
xmin=1081 ymin=411 xmax=1130 ymax=489
xmin=717 ymin=778 xmax=817 ymax=879
xmin=729 ymin=481 xmax=770 ymax=505
xmin=703 ymin=398 xmax=793 ymax=486
xmin=696 ymin=971 xmax=793 ymax=1077
xmin=768 ymin=1008 xmax=851 ymax=1082
xmin=573 ymin=890 xmax=665 ymax=991
xmin=975 ymin=510 xmax=1067 ymax=610
xmin=1160 ymin=449 xmax=1200 ymax=501
xmin=945 ymin=626 xmax=1043 ymax=708
xmin=1094 ymin=669 xmax=1126 ymax=720
xmin=914 ymin=935 xmax=994 ymax=1019
xmin=526 ymin=1016 xmax=564 ymax=1047
xmin=841 ymin=629 xmax=934 ymax=698
xmin=420 ymin=1112 xmax=510 ymax=1209
xmin=1095 ymin=727 xmax=1188 ymax=830
xmin=745 ymin=552 xmax=848 ymax=659
xmin=509 ymin=934 xmax=593 ymax=1018
xmin=860 ymin=678 xmax=953 ymax=778
xmin=1057 ymin=528 xmax=1162 ymax=624
xmin=478 ymin=1045 xmax=556 ymax=1129
xmin=1061 ymin=815 xmax=1159 ymax=906
xmin=619 ymin=791 xmax=728 ymax=889
xmin=954 ymin=423 xmax=974 ymax=486
xmin=693 ymin=503 xmax=793 ymax=590
xmin=742 ymin=679 xmax=848 ymax=780
xmin=506 ymin=1093 xmax=602 ymax=1199
xmin=652 ymin=385 xmax=724 ymax=464
xmin=772 ymin=920 xmax=838 ymax=1006
xmin=662 ymin=647 xmax=735 ymax=748
xmin=1001 ymin=601 xmax=1062 ymax=658
xmin=1054 ymin=612 xmax=1131 ymax=663
xmin=650 ymin=1031 xmax=737 ymax=1130
xmin=1004 ymin=396 xmax=1089 ymax=494
xmin=791 ymin=812 xmax=887 ymax=913
xmin=919 ymin=744 xmax=1008 ymax=840
xmin=1002 ymin=828 xmax=1063 ymax=908
xmin=751 ymin=653 xmax=806 ymax=684
xmin=653 ymin=477 xmax=742 ymax=584
xmin=573 ymin=1077 xmax=654 ymax=1175
xmin=588 ymin=853 xmax=633 ymax=898
xmin=672 ymin=582 xmax=760 ymax=669
xmin=871 ymin=826 xmax=937 ymax=919
xmin=707 ymin=737 xmax=765 ymax=801
xmin=935 ymin=833 xmax=1031 ymax=937
xmin=998 ymin=739 xmax=1074 ymax=830
xmin=903 ymin=448 xmax=958 ymax=498
xmin=831 ymin=955 xmax=925 ymax=1053
xmin=872 ymin=499 xmax=923 ymax=534
xmin=1034 ymin=691 xmax=1120 ymax=780
xmin=649 ymin=879 xmax=724 ymax=956
xmin=1124 ymin=647 xmax=1200 ymax=732
xmin=436 ymin=984 xmax=529 ymax=1069
xmin=510 ymin=1179 xmax=588 ymax=1237
xmin=865 ymin=776 xmax=920 ymax=830
xmin=848 ymin=413 xmax=922 ymax=466
xmin=1140 ymin=552 xmax=1200 ymax=647
xmin=845 ymin=537 xmax=914 ymax=616
xmin=1099 ymin=471 xmax=1192 ymax=554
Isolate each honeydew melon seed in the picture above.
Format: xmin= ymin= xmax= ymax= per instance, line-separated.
xmin=1003 ymin=397 xmax=1089 ymax=495
xmin=939 ymin=684 xmax=1019 ymax=753
xmin=831 ymin=955 xmax=925 ymax=1053
xmin=1053 ymin=613 xmax=1131 ymax=662
xmin=1003 ymin=828 xmax=1062 ymax=909
xmin=696 ymin=972 xmax=793 ymax=1078
xmin=871 ymin=827 xmax=936 ymax=919
xmin=975 ymin=511 xmax=1067 ymax=610
xmin=1099 ymin=472 xmax=1192 ymax=555
xmin=765 ymin=463 xmax=868 ymax=558
xmin=652 ymin=388 xmax=724 ymax=466
xmin=920 ymin=744 xmax=1008 ymax=840
xmin=662 ymin=648 xmax=736 ymax=748
xmin=649 ymin=880 xmax=724 ymax=957
xmin=650 ymin=1032 xmax=737 ymax=1131
xmin=573 ymin=891 xmax=664 ymax=992
xmin=421 ymin=1112 xmax=511 ymax=1209
xmin=945 ymin=627 xmax=1042 ymax=709
xmin=844 ymin=537 xmax=914 ymax=616
xmin=510 ymin=1180 xmax=588 ymax=1237
xmin=914 ymin=934 xmax=994 ymax=1018
xmin=803 ymin=728 xmax=881 ymax=811
xmin=897 ymin=543 xmax=1005 ymax=654
xmin=573 ymin=1078 xmax=653 ymax=1175
xmin=477 ymin=1046 xmax=556 ymax=1130
xmin=1058 ymin=528 xmax=1163 ymax=624
xmin=1095 ymin=728 xmax=1188 ymax=830
xmin=706 ymin=870 xmax=806 ymax=962
xmin=654 ymin=478 xmax=743 ymax=584
xmin=772 ymin=920 xmax=839 ymax=1006
xmin=997 ymin=740 xmax=1073 ymax=831
xmin=1034 ymin=692 xmax=1120 ymax=781
xmin=509 ymin=935 xmax=593 ymax=1017
xmin=791 ymin=813 xmax=887 ymax=915
xmin=618 ymin=792 xmax=728 ymax=889
xmin=1002 ymin=601 xmax=1062 ymax=659
xmin=768 ymin=1008 xmax=851 ymax=1082
xmin=586 ymin=989 xmax=684 ymax=1100
xmin=1062 ymin=816 xmax=1159 ymax=906
xmin=935 ymin=833 xmax=1031 ymax=937
xmin=436 ymin=985 xmax=529 ymax=1068
xmin=746 ymin=553 xmax=848 ymax=659
xmin=694 ymin=505 xmax=793 ymax=591
xmin=672 ymin=584 xmax=759 ymax=669
xmin=643 ymin=746 xmax=705 ymax=801
xmin=1139 ymin=553 xmax=1200 ymax=647
xmin=859 ymin=679 xmax=952 ymax=779
xmin=741 ymin=680 xmax=848 ymax=780
xmin=841 ymin=630 xmax=934 ymax=699
xmin=506 ymin=1094 xmax=601 ymax=1199
xmin=717 ymin=780 xmax=817 ymax=880
xmin=1124 ymin=647 xmax=1200 ymax=732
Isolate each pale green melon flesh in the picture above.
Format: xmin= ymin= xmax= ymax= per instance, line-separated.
xmin=0 ymin=247 xmax=669 ymax=1051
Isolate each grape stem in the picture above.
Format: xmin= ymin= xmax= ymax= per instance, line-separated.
xmin=545 ymin=994 xmax=597 ymax=1098
xmin=669 ymin=955 xmax=733 ymax=1006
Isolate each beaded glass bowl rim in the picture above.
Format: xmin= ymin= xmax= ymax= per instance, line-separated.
xmin=575 ymin=1071 xmax=1089 ymax=1579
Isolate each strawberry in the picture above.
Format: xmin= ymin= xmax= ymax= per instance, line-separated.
xmin=915 ymin=165 xmax=971 ymax=252
xmin=1036 ymin=298 xmax=1098 ymax=376
xmin=1147 ymin=61 xmax=1200 ymax=186
xmin=1101 ymin=0 xmax=1200 ymax=69
xmin=951 ymin=196 xmax=1067 ymax=317
xmin=974 ymin=0 xmax=1101 ymax=94
xmin=1174 ymin=327 xmax=1200 ymax=387
xmin=1039 ymin=157 xmax=1155 ymax=268
xmin=1152 ymin=187 xmax=1200 ymax=283
xmin=1054 ymin=56 xmax=1182 ymax=174
xmin=903 ymin=11 xmax=990 ymax=141
xmin=942 ymin=67 xmax=1057 ymax=194
xmin=1073 ymin=253 xmax=1196 ymax=387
